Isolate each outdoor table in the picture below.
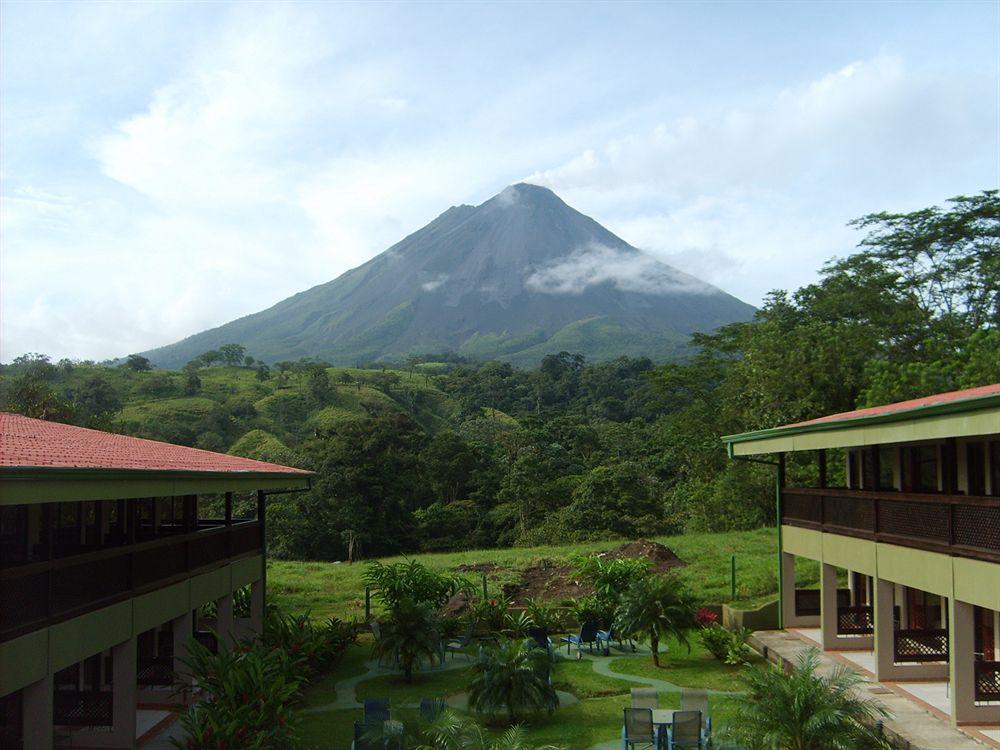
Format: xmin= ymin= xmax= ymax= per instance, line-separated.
xmin=650 ymin=709 xmax=673 ymax=727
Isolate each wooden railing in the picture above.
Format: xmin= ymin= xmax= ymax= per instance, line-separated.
xmin=54 ymin=691 xmax=113 ymax=727
xmin=975 ymin=661 xmax=1000 ymax=703
xmin=782 ymin=488 xmax=1000 ymax=563
xmin=837 ymin=605 xmax=874 ymax=635
xmin=894 ymin=628 xmax=949 ymax=663
xmin=0 ymin=521 xmax=261 ymax=643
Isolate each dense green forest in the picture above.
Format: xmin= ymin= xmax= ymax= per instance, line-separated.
xmin=2 ymin=192 xmax=997 ymax=561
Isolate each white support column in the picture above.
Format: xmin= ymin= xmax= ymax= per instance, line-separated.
xmin=173 ymin=610 xmax=195 ymax=702
xmin=874 ymin=578 xmax=896 ymax=681
xmin=821 ymin=563 xmax=872 ymax=651
xmin=250 ymin=579 xmax=264 ymax=638
xmin=951 ymin=599 xmax=1000 ymax=725
xmin=216 ymin=593 xmax=235 ymax=650
xmin=22 ymin=676 xmax=53 ymax=750
xmin=111 ymin=636 xmax=137 ymax=747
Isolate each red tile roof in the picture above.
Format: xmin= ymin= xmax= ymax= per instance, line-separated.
xmin=784 ymin=382 xmax=1000 ymax=429
xmin=0 ymin=413 xmax=311 ymax=474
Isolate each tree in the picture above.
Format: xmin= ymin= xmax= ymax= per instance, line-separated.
xmin=468 ymin=639 xmax=558 ymax=723
xmin=198 ymin=350 xmax=222 ymax=368
xmin=218 ymin=343 xmax=247 ymax=367
xmin=371 ymin=598 xmax=442 ymax=683
xmin=339 ymin=371 xmax=354 ymax=388
xmin=1 ymin=376 xmax=72 ymax=421
xmin=256 ymin=363 xmax=271 ymax=382
xmin=307 ymin=366 xmax=333 ymax=403
xmin=614 ymin=574 xmax=696 ymax=667
xmin=73 ymin=376 xmax=122 ymax=418
xmin=122 ymin=354 xmax=152 ymax=372
xmin=729 ymin=648 xmax=891 ymax=750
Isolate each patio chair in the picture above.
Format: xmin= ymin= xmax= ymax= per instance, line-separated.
xmin=369 ymin=621 xmax=395 ymax=667
xmin=631 ymin=687 xmax=658 ymax=710
xmin=666 ymin=710 xmax=709 ymax=749
xmin=598 ymin=626 xmax=637 ymax=654
xmin=363 ymin=697 xmax=390 ymax=724
xmin=679 ymin=688 xmax=711 ymax=735
xmin=527 ymin=626 xmax=556 ymax=661
xmin=351 ymin=721 xmax=380 ymax=750
xmin=621 ymin=707 xmax=665 ymax=750
xmin=445 ymin=620 xmax=476 ymax=661
xmin=419 ymin=697 xmax=446 ymax=721
xmin=561 ymin=621 xmax=600 ymax=658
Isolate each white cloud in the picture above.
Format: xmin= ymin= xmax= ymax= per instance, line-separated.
xmin=525 ymin=242 xmax=715 ymax=296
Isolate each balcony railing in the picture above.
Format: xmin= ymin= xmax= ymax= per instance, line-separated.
xmin=975 ymin=661 xmax=1000 ymax=703
xmin=894 ymin=628 xmax=949 ymax=663
xmin=837 ymin=605 xmax=874 ymax=635
xmin=782 ymin=487 xmax=1000 ymax=563
xmin=54 ymin=691 xmax=113 ymax=727
xmin=0 ymin=521 xmax=261 ymax=643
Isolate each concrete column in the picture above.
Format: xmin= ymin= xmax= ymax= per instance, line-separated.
xmin=874 ymin=578 xmax=896 ymax=681
xmin=250 ymin=579 xmax=264 ymax=638
xmin=950 ymin=599 xmax=1000 ymax=724
xmin=173 ymin=610 xmax=195 ymax=702
xmin=216 ymin=593 xmax=235 ymax=650
xmin=821 ymin=563 xmax=872 ymax=651
xmin=112 ymin=636 xmax=137 ymax=747
xmin=782 ymin=552 xmax=818 ymax=629
xmin=22 ymin=676 xmax=53 ymax=750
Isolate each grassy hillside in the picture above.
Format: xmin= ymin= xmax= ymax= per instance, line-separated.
xmin=268 ymin=527 xmax=820 ymax=622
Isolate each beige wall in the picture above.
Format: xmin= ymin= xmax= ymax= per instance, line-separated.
xmin=0 ymin=555 xmax=263 ymax=696
xmin=781 ymin=525 xmax=999 ymax=610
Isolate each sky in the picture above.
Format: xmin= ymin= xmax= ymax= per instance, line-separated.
xmin=2 ymin=1 xmax=998 ymax=362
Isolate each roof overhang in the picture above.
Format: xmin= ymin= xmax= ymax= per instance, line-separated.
xmin=723 ymin=393 xmax=1000 ymax=457
xmin=0 ymin=467 xmax=313 ymax=505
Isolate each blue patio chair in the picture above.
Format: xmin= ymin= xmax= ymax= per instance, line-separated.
xmin=561 ymin=621 xmax=600 ymax=658
xmin=527 ymin=626 xmax=555 ymax=661
xmin=666 ymin=710 xmax=709 ymax=749
xmin=598 ymin=626 xmax=636 ymax=654
xmin=621 ymin=707 xmax=665 ymax=750
xmin=363 ymin=697 xmax=390 ymax=724
xmin=445 ymin=619 xmax=476 ymax=661
xmin=419 ymin=697 xmax=446 ymax=721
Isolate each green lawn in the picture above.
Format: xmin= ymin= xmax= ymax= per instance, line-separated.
xmin=297 ymin=635 xmax=755 ymax=750
xmin=269 ymin=527 xmax=819 ymax=624
xmin=607 ymin=635 xmax=761 ymax=693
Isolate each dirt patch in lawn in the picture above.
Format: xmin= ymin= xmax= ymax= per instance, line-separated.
xmin=600 ymin=539 xmax=686 ymax=574
xmin=454 ymin=562 xmax=500 ymax=573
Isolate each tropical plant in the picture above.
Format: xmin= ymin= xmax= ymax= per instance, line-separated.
xmin=572 ymin=555 xmax=650 ymax=626
xmin=373 ymin=597 xmax=443 ymax=682
xmin=724 ymin=626 xmax=752 ymax=665
xmin=523 ymin=598 xmax=559 ymax=630
xmin=698 ymin=624 xmax=732 ymax=661
xmin=264 ymin=606 xmax=356 ymax=676
xmin=729 ymin=648 xmax=892 ymax=750
xmin=370 ymin=709 xmax=564 ymax=750
xmin=468 ymin=638 xmax=559 ymax=723
xmin=504 ymin=611 xmax=533 ymax=638
xmin=171 ymin=638 xmax=302 ymax=750
xmin=569 ymin=595 xmax=613 ymax=629
xmin=614 ymin=574 xmax=696 ymax=667
xmin=365 ymin=559 xmax=466 ymax=610
xmin=475 ymin=594 xmax=514 ymax=633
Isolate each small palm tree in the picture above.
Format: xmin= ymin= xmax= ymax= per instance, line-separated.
xmin=468 ymin=638 xmax=559 ymax=723
xmin=415 ymin=709 xmax=563 ymax=750
xmin=614 ymin=573 xmax=696 ymax=667
xmin=373 ymin=597 xmax=442 ymax=682
xmin=729 ymin=648 xmax=891 ymax=750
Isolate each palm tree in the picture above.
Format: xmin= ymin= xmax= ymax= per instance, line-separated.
xmin=614 ymin=573 xmax=696 ymax=667
xmin=468 ymin=638 xmax=559 ymax=723
xmin=372 ymin=597 xmax=442 ymax=682
xmin=415 ymin=709 xmax=563 ymax=750
xmin=729 ymin=648 xmax=892 ymax=750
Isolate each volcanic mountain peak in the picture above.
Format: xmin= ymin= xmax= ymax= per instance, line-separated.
xmin=142 ymin=184 xmax=754 ymax=367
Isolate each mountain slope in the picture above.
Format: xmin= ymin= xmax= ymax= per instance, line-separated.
xmin=142 ymin=184 xmax=754 ymax=367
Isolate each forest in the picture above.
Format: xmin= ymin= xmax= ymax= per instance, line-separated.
xmin=2 ymin=191 xmax=997 ymax=562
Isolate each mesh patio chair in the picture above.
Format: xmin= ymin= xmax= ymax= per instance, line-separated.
xmin=679 ymin=688 xmax=711 ymax=735
xmin=631 ymin=687 xmax=658 ymax=710
xmin=561 ymin=621 xmax=600 ymax=658
xmin=666 ymin=710 xmax=708 ymax=749
xmin=598 ymin=626 xmax=637 ymax=654
xmin=445 ymin=619 xmax=476 ymax=661
xmin=527 ymin=626 xmax=555 ymax=661
xmin=622 ymin=707 xmax=662 ymax=750
xmin=363 ymin=697 xmax=390 ymax=723
xmin=419 ymin=697 xmax=446 ymax=721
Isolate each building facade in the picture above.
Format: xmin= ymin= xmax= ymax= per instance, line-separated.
xmin=0 ymin=414 xmax=312 ymax=749
xmin=723 ymin=383 xmax=1000 ymax=726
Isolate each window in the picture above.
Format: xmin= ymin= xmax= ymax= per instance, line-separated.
xmin=904 ymin=445 xmax=938 ymax=492
xmin=967 ymin=442 xmax=986 ymax=496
